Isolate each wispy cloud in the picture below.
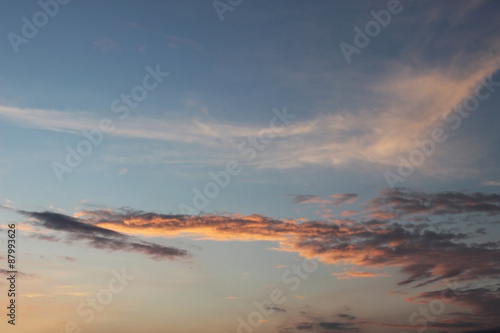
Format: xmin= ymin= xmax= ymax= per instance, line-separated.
xmin=331 ymin=269 xmax=389 ymax=280
xmin=482 ymin=181 xmax=500 ymax=187
xmin=126 ymin=22 xmax=205 ymax=54
xmin=93 ymin=36 xmax=119 ymax=52
xmin=366 ymin=187 xmax=500 ymax=217
xmin=1 ymin=59 xmax=498 ymax=175
xmin=0 ymin=269 xmax=37 ymax=279
xmin=331 ymin=193 xmax=359 ymax=206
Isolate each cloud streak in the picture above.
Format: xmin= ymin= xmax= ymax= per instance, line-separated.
xmin=366 ymin=187 xmax=500 ymax=217
xmin=18 ymin=210 xmax=189 ymax=261
xmin=1 ymin=61 xmax=499 ymax=175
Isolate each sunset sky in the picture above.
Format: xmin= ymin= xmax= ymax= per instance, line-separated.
xmin=1 ymin=1 xmax=500 ymax=332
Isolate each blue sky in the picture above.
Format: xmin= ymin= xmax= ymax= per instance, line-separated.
xmin=1 ymin=1 xmax=500 ymax=333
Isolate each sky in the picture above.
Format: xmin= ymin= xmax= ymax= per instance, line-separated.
xmin=1 ymin=0 xmax=500 ymax=332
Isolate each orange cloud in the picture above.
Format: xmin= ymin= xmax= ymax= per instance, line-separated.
xmin=25 ymin=188 xmax=500 ymax=290
xmin=332 ymin=270 xmax=390 ymax=280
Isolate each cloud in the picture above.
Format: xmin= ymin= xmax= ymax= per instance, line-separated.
xmin=70 ymin=189 xmax=500 ymax=289
xmin=464 ymin=328 xmax=500 ymax=333
xmin=1 ymin=64 xmax=499 ymax=175
xmin=0 ymin=269 xmax=37 ymax=279
xmin=332 ymin=270 xmax=390 ymax=280
xmin=296 ymin=322 xmax=314 ymax=330
xmin=93 ymin=37 xmax=119 ymax=51
xmin=291 ymin=193 xmax=358 ymax=206
xmin=32 ymin=234 xmax=60 ymax=242
xmin=126 ymin=22 xmax=205 ymax=54
xmin=381 ymin=320 xmax=481 ymax=331
xmin=482 ymin=181 xmax=500 ymax=187
xmin=268 ymin=306 xmax=286 ymax=313
xmin=14 ymin=188 xmax=500 ymax=329
xmin=341 ymin=210 xmax=358 ymax=217
xmin=292 ymin=193 xmax=359 ymax=219
xmin=337 ymin=314 xmax=356 ymax=321
xmin=412 ymin=284 xmax=500 ymax=329
xmin=366 ymin=188 xmax=500 ymax=217
xmin=293 ymin=311 xmax=360 ymax=332
xmin=291 ymin=195 xmax=321 ymax=204
xmin=330 ymin=193 xmax=359 ymax=206
xmin=18 ymin=210 xmax=189 ymax=261
xmin=318 ymin=322 xmax=358 ymax=331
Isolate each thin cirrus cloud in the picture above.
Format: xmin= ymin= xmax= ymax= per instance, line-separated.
xmin=0 ymin=58 xmax=499 ymax=173
xmin=331 ymin=270 xmax=390 ymax=280
xmin=126 ymin=22 xmax=205 ymax=54
xmin=93 ymin=36 xmax=119 ymax=52
xmin=291 ymin=193 xmax=359 ymax=219
xmin=482 ymin=180 xmax=500 ymax=186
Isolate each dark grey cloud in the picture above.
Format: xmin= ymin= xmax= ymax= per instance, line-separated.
xmin=0 ymin=269 xmax=37 ymax=279
xmin=32 ymin=234 xmax=60 ymax=242
xmin=464 ymin=328 xmax=500 ymax=333
xmin=290 ymin=193 xmax=359 ymax=206
xmin=413 ymin=284 xmax=500 ymax=329
xmin=296 ymin=322 xmax=314 ymax=330
xmin=367 ymin=188 xmax=500 ymax=217
xmin=291 ymin=194 xmax=320 ymax=204
xmin=268 ymin=306 xmax=286 ymax=313
xmin=291 ymin=309 xmax=360 ymax=332
xmin=318 ymin=322 xmax=358 ymax=331
xmin=476 ymin=228 xmax=487 ymax=235
xmin=18 ymin=210 xmax=189 ymax=261
xmin=19 ymin=210 xmax=121 ymax=237
xmin=337 ymin=313 xmax=356 ymax=321
xmin=331 ymin=193 xmax=359 ymax=206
